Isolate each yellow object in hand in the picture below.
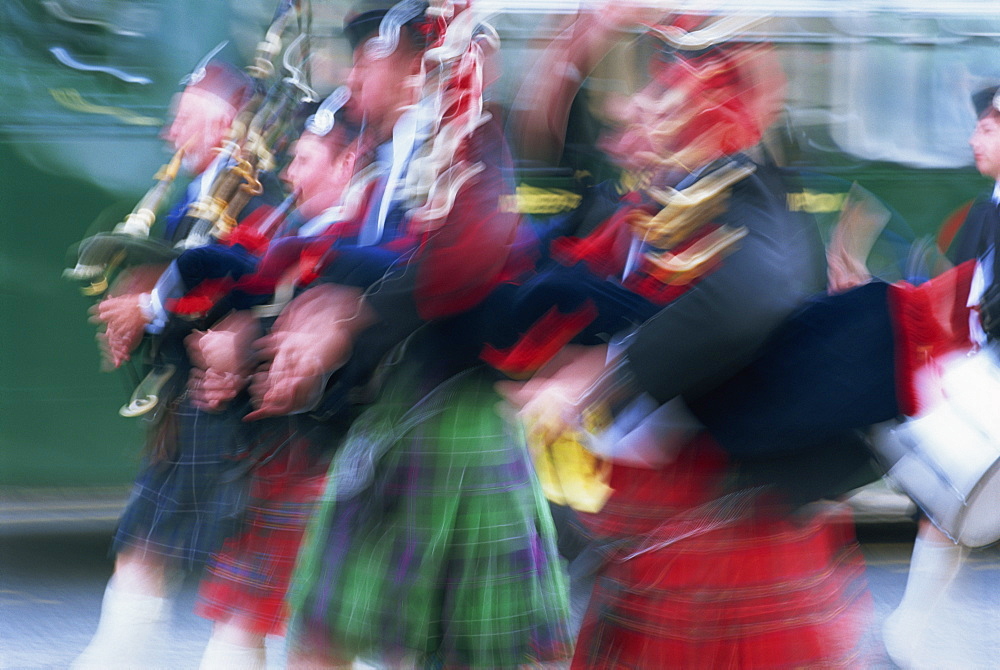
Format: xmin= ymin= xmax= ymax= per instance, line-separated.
xmin=529 ymin=428 xmax=613 ymax=514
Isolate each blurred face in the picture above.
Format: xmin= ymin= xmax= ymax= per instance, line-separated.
xmin=598 ymin=49 xmax=770 ymax=181
xmin=603 ymin=98 xmax=759 ymax=183
xmin=282 ymin=133 xmax=355 ymax=219
xmin=970 ymin=111 xmax=1000 ymax=181
xmin=598 ymin=76 xmax=711 ymax=178
xmin=162 ymin=87 xmax=238 ymax=175
xmin=598 ymin=81 xmax=676 ymax=173
xmin=344 ymin=36 xmax=421 ymax=136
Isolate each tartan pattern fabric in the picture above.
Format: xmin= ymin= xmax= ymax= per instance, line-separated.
xmin=112 ymin=398 xmax=251 ymax=569
xmin=572 ymin=436 xmax=874 ymax=669
xmin=288 ymin=365 xmax=573 ymax=667
xmin=196 ymin=418 xmax=334 ymax=636
xmin=887 ymin=260 xmax=977 ymax=415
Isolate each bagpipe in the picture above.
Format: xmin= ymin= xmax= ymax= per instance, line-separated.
xmin=226 ymin=0 xmax=515 ymax=423
xmin=105 ymin=0 xmax=488 ymax=327
xmin=227 ymin=0 xmax=506 ymax=420
xmin=64 ymin=0 xmax=319 ymax=417
xmin=170 ymin=30 xmax=318 ymax=250
xmin=63 ymin=147 xmax=187 ymax=296
xmin=64 ymin=0 xmax=310 ymax=294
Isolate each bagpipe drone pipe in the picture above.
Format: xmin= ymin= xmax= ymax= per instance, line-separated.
xmin=63 ymin=0 xmax=307 ymax=296
xmin=62 ymin=0 xmax=317 ymax=417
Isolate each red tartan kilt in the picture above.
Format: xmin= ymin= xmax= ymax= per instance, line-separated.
xmin=572 ymin=435 xmax=873 ymax=669
xmin=196 ymin=433 xmax=329 ymax=636
xmin=579 ymin=434 xmax=730 ymax=539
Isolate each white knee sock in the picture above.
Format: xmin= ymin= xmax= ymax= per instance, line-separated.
xmin=198 ymin=635 xmax=267 ymax=670
xmin=883 ymin=535 xmax=968 ymax=668
xmin=896 ymin=534 xmax=967 ymax=612
xmin=72 ymin=581 xmax=170 ymax=669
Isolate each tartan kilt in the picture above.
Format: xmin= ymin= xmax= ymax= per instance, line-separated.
xmin=196 ymin=416 xmax=335 ymax=636
xmin=572 ymin=435 xmax=874 ymax=669
xmin=112 ymin=397 xmax=251 ymax=569
xmin=288 ymin=364 xmax=573 ymax=667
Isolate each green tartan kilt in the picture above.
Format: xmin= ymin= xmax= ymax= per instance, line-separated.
xmin=288 ymin=364 xmax=572 ymax=667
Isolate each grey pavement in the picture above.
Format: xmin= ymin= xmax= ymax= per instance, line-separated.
xmin=2 ymin=484 xmax=1000 ymax=669
xmin=0 ymin=486 xmax=289 ymax=670
xmin=0 ymin=522 xmax=289 ymax=670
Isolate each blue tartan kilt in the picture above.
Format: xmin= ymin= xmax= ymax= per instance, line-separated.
xmin=112 ymin=395 xmax=253 ymax=569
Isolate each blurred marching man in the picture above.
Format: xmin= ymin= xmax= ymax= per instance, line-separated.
xmin=75 ymin=57 xmax=274 ymax=670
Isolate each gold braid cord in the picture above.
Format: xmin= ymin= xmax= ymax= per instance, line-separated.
xmin=630 ymin=161 xmax=756 ymax=284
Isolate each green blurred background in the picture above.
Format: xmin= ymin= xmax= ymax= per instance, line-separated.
xmin=0 ymin=0 xmax=342 ymax=486
xmin=2 ymin=1 xmax=998 ymax=487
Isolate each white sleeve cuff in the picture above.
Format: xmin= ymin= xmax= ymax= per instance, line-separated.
xmin=143 ymin=289 xmax=168 ymax=334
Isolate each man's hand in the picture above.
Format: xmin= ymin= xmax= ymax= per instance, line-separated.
xmin=496 ymin=344 xmax=611 ymax=443
xmin=90 ymin=293 xmax=150 ymax=369
xmin=185 ymin=310 xmax=261 ymax=411
xmin=244 ymin=284 xmax=374 ymax=421
xmin=87 ymin=265 xmax=167 ymax=370
xmin=244 ymin=330 xmax=348 ymax=421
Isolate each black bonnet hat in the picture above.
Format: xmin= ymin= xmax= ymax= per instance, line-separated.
xmin=343 ymin=0 xmax=430 ymax=51
xmin=972 ymin=85 xmax=1000 ymax=119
